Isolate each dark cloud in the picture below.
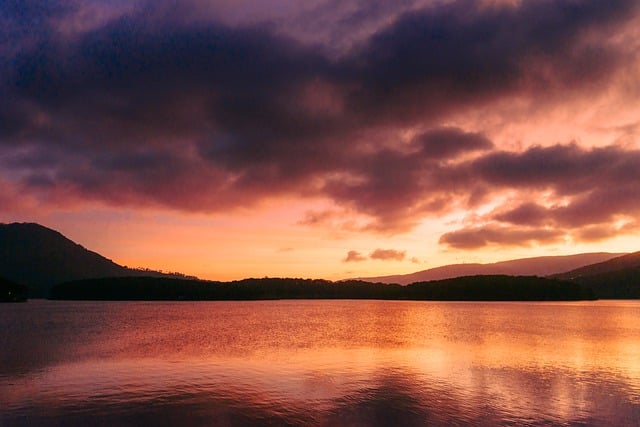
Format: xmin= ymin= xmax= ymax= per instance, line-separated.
xmin=417 ymin=128 xmax=493 ymax=159
xmin=321 ymin=127 xmax=491 ymax=232
xmin=369 ymin=249 xmax=406 ymax=261
xmin=440 ymin=143 xmax=640 ymax=248
xmin=492 ymin=184 xmax=640 ymax=230
xmin=1 ymin=0 xmax=639 ymax=245
xmin=476 ymin=144 xmax=640 ymax=224
xmin=472 ymin=144 xmax=640 ymax=194
xmin=342 ymin=0 xmax=638 ymax=123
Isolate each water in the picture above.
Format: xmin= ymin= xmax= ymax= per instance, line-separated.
xmin=1 ymin=300 xmax=639 ymax=426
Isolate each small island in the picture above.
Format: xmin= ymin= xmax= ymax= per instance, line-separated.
xmin=49 ymin=275 xmax=595 ymax=301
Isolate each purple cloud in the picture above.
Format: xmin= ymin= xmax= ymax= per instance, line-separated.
xmin=1 ymin=0 xmax=639 ymax=248
xmin=439 ymin=143 xmax=640 ymax=248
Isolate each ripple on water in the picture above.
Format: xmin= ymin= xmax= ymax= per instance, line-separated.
xmin=1 ymin=300 xmax=639 ymax=426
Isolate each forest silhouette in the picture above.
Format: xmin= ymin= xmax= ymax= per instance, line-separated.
xmin=49 ymin=275 xmax=595 ymax=301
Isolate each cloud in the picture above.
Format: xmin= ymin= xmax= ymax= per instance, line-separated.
xmin=341 ymin=0 xmax=638 ymax=123
xmin=477 ymin=144 xmax=640 ymax=225
xmin=417 ymin=127 xmax=493 ymax=159
xmin=321 ymin=127 xmax=494 ymax=232
xmin=344 ymin=248 xmax=409 ymax=262
xmin=1 ymin=0 xmax=639 ymax=245
xmin=369 ymin=249 xmax=406 ymax=261
xmin=471 ymin=144 xmax=640 ymax=194
xmin=438 ymin=142 xmax=640 ymax=248
xmin=574 ymin=220 xmax=638 ymax=243
xmin=439 ymin=226 xmax=565 ymax=249
xmin=344 ymin=250 xmax=367 ymax=263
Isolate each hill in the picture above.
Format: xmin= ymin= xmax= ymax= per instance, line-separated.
xmin=356 ymin=253 xmax=625 ymax=285
xmin=0 ymin=276 xmax=28 ymax=302
xmin=0 ymin=222 xmax=194 ymax=297
xmin=550 ymin=251 xmax=640 ymax=299
xmin=49 ymin=275 xmax=593 ymax=301
xmin=551 ymin=251 xmax=640 ymax=280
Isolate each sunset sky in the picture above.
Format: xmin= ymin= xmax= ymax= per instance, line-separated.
xmin=1 ymin=0 xmax=640 ymax=281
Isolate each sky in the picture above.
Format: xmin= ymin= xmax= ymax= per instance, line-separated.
xmin=1 ymin=0 xmax=640 ymax=281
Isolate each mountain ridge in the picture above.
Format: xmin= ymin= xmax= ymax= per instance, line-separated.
xmin=2 ymin=221 xmax=636 ymax=298
xmin=549 ymin=251 xmax=640 ymax=299
xmin=550 ymin=251 xmax=640 ymax=280
xmin=0 ymin=222 xmax=195 ymax=297
xmin=354 ymin=252 xmax=627 ymax=285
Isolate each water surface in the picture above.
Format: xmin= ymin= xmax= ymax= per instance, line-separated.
xmin=1 ymin=300 xmax=639 ymax=426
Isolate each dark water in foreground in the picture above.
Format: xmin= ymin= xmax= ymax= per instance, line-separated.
xmin=1 ymin=300 xmax=639 ymax=426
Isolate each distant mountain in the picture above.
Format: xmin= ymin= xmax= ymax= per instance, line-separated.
xmin=550 ymin=251 xmax=640 ymax=299
xmin=356 ymin=253 xmax=626 ymax=285
xmin=0 ymin=222 xmax=194 ymax=297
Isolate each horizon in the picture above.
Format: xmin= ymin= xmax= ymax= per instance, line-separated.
xmin=2 ymin=1 xmax=640 ymax=282
xmin=0 ymin=220 xmax=632 ymax=283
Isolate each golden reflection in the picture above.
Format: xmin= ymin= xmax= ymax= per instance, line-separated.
xmin=1 ymin=300 xmax=639 ymax=425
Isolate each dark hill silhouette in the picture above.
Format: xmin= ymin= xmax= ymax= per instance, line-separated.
xmin=0 ymin=222 xmax=195 ymax=297
xmin=550 ymin=251 xmax=640 ymax=299
xmin=356 ymin=253 xmax=625 ymax=285
xmin=0 ymin=276 xmax=28 ymax=302
xmin=49 ymin=275 xmax=593 ymax=301
xmin=551 ymin=251 xmax=640 ymax=280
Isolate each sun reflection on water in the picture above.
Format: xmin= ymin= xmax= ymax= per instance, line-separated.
xmin=1 ymin=300 xmax=639 ymax=426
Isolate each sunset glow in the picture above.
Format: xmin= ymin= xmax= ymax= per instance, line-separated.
xmin=2 ymin=0 xmax=639 ymax=280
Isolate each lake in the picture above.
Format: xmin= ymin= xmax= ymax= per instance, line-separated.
xmin=1 ymin=300 xmax=639 ymax=426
